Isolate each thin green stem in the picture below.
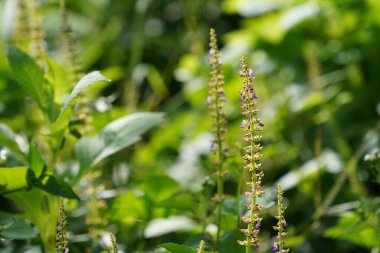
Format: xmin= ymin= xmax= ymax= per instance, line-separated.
xmin=215 ymin=90 xmax=224 ymax=247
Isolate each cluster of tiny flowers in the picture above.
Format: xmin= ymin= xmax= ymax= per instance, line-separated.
xmin=110 ymin=233 xmax=118 ymax=253
xmin=207 ymin=28 xmax=228 ymax=161
xmin=238 ymin=54 xmax=265 ymax=249
xmin=60 ymin=0 xmax=83 ymax=84
xmin=272 ymin=184 xmax=289 ymax=253
xmin=55 ymin=198 xmax=69 ymax=253
xmin=197 ymin=240 xmax=205 ymax=253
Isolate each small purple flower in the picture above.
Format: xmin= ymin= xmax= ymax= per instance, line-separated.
xmin=65 ymin=248 xmax=70 ymax=253
xmin=239 ymin=70 xmax=245 ymax=77
xmin=284 ymin=222 xmax=288 ymax=228
xmin=209 ymin=49 xmax=215 ymax=57
xmin=240 ymin=121 xmax=245 ymax=128
xmin=210 ymin=142 xmax=215 ymax=149
xmin=206 ymin=96 xmax=211 ymax=106
xmin=249 ymin=68 xmax=255 ymax=77
xmin=258 ymin=121 xmax=264 ymax=127
xmin=242 ymin=95 xmax=246 ymax=101
xmin=254 ymin=243 xmax=260 ymax=249
xmin=272 ymin=243 xmax=279 ymax=252
xmin=252 ymin=93 xmax=258 ymax=99
xmin=256 ymin=224 xmax=261 ymax=230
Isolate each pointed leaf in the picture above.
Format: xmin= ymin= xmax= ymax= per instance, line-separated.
xmin=159 ymin=243 xmax=213 ymax=253
xmin=51 ymin=71 xmax=111 ymax=131
xmin=0 ymin=211 xmax=38 ymax=240
xmin=0 ymin=167 xmax=28 ymax=195
xmin=28 ymin=145 xmax=45 ymax=179
xmin=36 ymin=174 xmax=79 ymax=199
xmin=7 ymin=47 xmax=54 ymax=118
xmin=159 ymin=243 xmax=197 ymax=253
xmin=0 ymin=124 xmax=27 ymax=163
xmin=75 ymin=112 xmax=164 ymax=170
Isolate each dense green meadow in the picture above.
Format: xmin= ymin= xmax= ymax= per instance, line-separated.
xmin=0 ymin=0 xmax=379 ymax=252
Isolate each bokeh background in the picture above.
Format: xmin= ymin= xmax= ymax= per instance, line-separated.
xmin=0 ymin=0 xmax=379 ymax=252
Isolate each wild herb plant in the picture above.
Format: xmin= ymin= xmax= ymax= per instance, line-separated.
xmin=0 ymin=1 xmax=163 ymax=252
xmin=272 ymin=185 xmax=289 ymax=253
xmin=0 ymin=0 xmax=379 ymax=252
xmin=237 ymin=54 xmax=264 ymax=251
xmin=55 ymin=198 xmax=69 ymax=253
xmin=207 ymin=28 xmax=228 ymax=247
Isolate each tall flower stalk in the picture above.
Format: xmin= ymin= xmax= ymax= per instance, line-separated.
xmin=272 ymin=184 xmax=289 ymax=253
xmin=55 ymin=198 xmax=69 ymax=253
xmin=60 ymin=0 xmax=83 ymax=85
xmin=238 ymin=54 xmax=265 ymax=252
xmin=207 ymin=28 xmax=228 ymax=246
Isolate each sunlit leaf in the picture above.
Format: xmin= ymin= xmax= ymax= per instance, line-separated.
xmin=0 ymin=167 xmax=28 ymax=195
xmin=28 ymin=145 xmax=45 ymax=179
xmin=75 ymin=112 xmax=164 ymax=172
xmin=0 ymin=124 xmax=26 ymax=163
xmin=51 ymin=71 xmax=111 ymax=131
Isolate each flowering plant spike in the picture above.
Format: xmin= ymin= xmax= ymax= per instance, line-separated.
xmin=237 ymin=54 xmax=265 ymax=251
xmin=272 ymin=184 xmax=289 ymax=253
xmin=207 ymin=28 xmax=228 ymax=245
xmin=55 ymin=198 xmax=69 ymax=253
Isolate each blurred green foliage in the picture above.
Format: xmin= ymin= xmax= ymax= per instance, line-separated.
xmin=0 ymin=0 xmax=379 ymax=252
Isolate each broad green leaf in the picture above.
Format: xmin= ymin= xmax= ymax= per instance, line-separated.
xmin=0 ymin=211 xmax=37 ymax=240
xmin=159 ymin=243 xmax=197 ymax=253
xmin=51 ymin=71 xmax=111 ymax=131
xmin=324 ymin=212 xmax=378 ymax=248
xmin=9 ymin=189 xmax=58 ymax=252
xmin=159 ymin=243 xmax=213 ymax=253
xmin=0 ymin=167 xmax=28 ymax=195
xmin=75 ymin=112 xmax=164 ymax=171
xmin=139 ymin=175 xmax=180 ymax=203
xmin=0 ymin=124 xmax=27 ymax=163
xmin=145 ymin=216 xmax=197 ymax=238
xmin=7 ymin=47 xmax=54 ymax=118
xmin=35 ymin=174 xmax=79 ymax=200
xmin=44 ymin=57 xmax=71 ymax=105
xmin=109 ymin=191 xmax=146 ymax=226
xmin=28 ymin=145 xmax=45 ymax=179
xmin=157 ymin=193 xmax=196 ymax=211
xmin=220 ymin=230 xmax=245 ymax=253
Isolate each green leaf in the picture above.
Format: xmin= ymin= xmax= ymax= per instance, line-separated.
xmin=157 ymin=193 xmax=197 ymax=211
xmin=220 ymin=230 xmax=245 ymax=253
xmin=8 ymin=189 xmax=58 ymax=252
xmin=139 ymin=175 xmax=180 ymax=203
xmin=109 ymin=191 xmax=146 ymax=226
xmin=0 ymin=124 xmax=27 ymax=163
xmin=0 ymin=167 xmax=28 ymax=195
xmin=44 ymin=57 xmax=71 ymax=105
xmin=159 ymin=243 xmax=197 ymax=253
xmin=35 ymin=174 xmax=79 ymax=199
xmin=324 ymin=212 xmax=378 ymax=248
xmin=0 ymin=211 xmax=38 ymax=240
xmin=7 ymin=47 xmax=54 ymax=118
xmin=28 ymin=145 xmax=45 ymax=179
xmin=75 ymin=112 xmax=164 ymax=170
xmin=145 ymin=216 xmax=197 ymax=238
xmin=51 ymin=71 xmax=111 ymax=131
